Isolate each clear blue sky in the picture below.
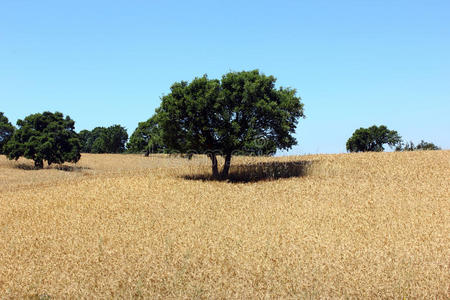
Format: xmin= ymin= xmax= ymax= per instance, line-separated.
xmin=1 ymin=0 xmax=449 ymax=154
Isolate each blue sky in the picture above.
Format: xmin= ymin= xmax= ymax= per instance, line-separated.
xmin=1 ymin=0 xmax=449 ymax=154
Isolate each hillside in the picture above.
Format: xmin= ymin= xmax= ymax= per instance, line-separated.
xmin=0 ymin=151 xmax=449 ymax=298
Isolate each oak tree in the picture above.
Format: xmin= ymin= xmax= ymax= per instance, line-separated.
xmin=157 ymin=70 xmax=304 ymax=178
xmin=4 ymin=111 xmax=81 ymax=168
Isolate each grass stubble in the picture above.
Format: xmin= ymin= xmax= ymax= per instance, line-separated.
xmin=0 ymin=151 xmax=449 ymax=298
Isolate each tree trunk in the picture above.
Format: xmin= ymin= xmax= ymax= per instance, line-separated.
xmin=209 ymin=153 xmax=219 ymax=179
xmin=221 ymin=153 xmax=232 ymax=178
xmin=34 ymin=159 xmax=44 ymax=169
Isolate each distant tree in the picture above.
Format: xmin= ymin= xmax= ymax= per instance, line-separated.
xmin=79 ymin=125 xmax=128 ymax=153
xmin=416 ymin=140 xmax=440 ymax=150
xmin=346 ymin=125 xmax=401 ymax=152
xmin=102 ymin=125 xmax=128 ymax=153
xmin=0 ymin=112 xmax=15 ymax=154
xmin=396 ymin=140 xmax=441 ymax=151
xmin=127 ymin=115 xmax=165 ymax=156
xmin=78 ymin=129 xmax=92 ymax=153
xmin=4 ymin=111 xmax=81 ymax=168
xmin=157 ymin=70 xmax=304 ymax=178
xmin=395 ymin=140 xmax=415 ymax=151
xmin=91 ymin=132 xmax=107 ymax=153
xmin=77 ymin=127 xmax=103 ymax=153
xmin=88 ymin=127 xmax=107 ymax=153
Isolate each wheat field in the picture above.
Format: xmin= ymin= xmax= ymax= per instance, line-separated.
xmin=0 ymin=151 xmax=449 ymax=298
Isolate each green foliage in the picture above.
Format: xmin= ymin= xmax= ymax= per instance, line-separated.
xmin=240 ymin=138 xmax=277 ymax=156
xmin=127 ymin=115 xmax=165 ymax=155
xmin=416 ymin=140 xmax=440 ymax=150
xmin=346 ymin=125 xmax=401 ymax=152
xmin=0 ymin=112 xmax=15 ymax=154
xmin=78 ymin=127 xmax=103 ymax=153
xmin=78 ymin=129 xmax=92 ymax=152
xmin=157 ymin=70 xmax=304 ymax=178
xmin=91 ymin=132 xmax=107 ymax=153
xmin=396 ymin=141 xmax=414 ymax=151
xmin=3 ymin=111 xmax=81 ymax=168
xmin=89 ymin=127 xmax=108 ymax=153
xmin=102 ymin=125 xmax=128 ymax=153
xmin=396 ymin=140 xmax=441 ymax=151
xmin=78 ymin=125 xmax=128 ymax=153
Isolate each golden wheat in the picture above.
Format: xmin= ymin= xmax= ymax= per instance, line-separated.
xmin=0 ymin=151 xmax=449 ymax=298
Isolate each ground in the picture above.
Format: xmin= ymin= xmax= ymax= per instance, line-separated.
xmin=0 ymin=151 xmax=449 ymax=298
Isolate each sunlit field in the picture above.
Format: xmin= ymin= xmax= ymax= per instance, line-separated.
xmin=0 ymin=151 xmax=449 ymax=298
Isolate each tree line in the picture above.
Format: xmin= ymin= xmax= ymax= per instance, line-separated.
xmin=79 ymin=125 xmax=128 ymax=154
xmin=0 ymin=70 xmax=442 ymax=177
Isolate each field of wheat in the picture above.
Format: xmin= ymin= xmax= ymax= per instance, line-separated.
xmin=0 ymin=151 xmax=449 ymax=298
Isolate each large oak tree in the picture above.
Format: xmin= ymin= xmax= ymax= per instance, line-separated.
xmin=157 ymin=70 xmax=304 ymax=178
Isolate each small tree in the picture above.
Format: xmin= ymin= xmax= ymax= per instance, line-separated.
xmin=346 ymin=125 xmax=401 ymax=152
xmin=127 ymin=116 xmax=165 ymax=156
xmin=157 ymin=70 xmax=304 ymax=178
xmin=4 ymin=111 xmax=81 ymax=168
xmin=0 ymin=112 xmax=15 ymax=154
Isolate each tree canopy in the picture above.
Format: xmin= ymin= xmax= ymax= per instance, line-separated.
xmin=3 ymin=111 xmax=81 ymax=168
xmin=157 ymin=70 xmax=304 ymax=178
xmin=79 ymin=125 xmax=128 ymax=153
xmin=127 ymin=116 xmax=165 ymax=155
xmin=346 ymin=125 xmax=401 ymax=152
xmin=0 ymin=112 xmax=15 ymax=154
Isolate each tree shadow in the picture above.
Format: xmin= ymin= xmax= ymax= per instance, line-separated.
xmin=52 ymin=165 xmax=90 ymax=172
xmin=14 ymin=163 xmax=90 ymax=172
xmin=14 ymin=163 xmax=39 ymax=171
xmin=184 ymin=160 xmax=314 ymax=183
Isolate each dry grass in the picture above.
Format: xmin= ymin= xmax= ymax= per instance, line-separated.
xmin=0 ymin=151 xmax=449 ymax=298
